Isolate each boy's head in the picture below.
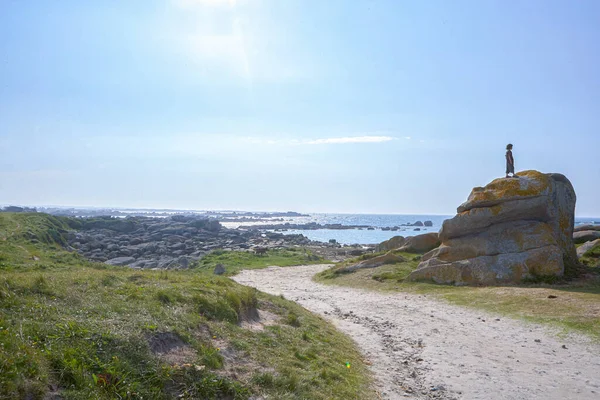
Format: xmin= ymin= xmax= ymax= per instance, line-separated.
xmin=506 ymin=143 xmax=513 ymax=150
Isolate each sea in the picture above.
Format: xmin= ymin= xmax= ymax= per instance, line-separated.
xmin=220 ymin=213 xmax=600 ymax=246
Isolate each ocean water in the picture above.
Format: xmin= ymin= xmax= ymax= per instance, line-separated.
xmin=223 ymin=213 xmax=600 ymax=245
xmin=269 ymin=214 xmax=449 ymax=245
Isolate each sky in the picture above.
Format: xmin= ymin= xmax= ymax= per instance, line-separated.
xmin=1 ymin=0 xmax=599 ymax=216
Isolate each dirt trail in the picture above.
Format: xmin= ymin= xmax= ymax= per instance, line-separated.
xmin=233 ymin=264 xmax=600 ymax=400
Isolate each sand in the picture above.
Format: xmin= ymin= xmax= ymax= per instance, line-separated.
xmin=233 ymin=264 xmax=600 ymax=400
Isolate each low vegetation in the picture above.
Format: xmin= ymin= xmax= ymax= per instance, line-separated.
xmin=194 ymin=248 xmax=326 ymax=276
xmin=0 ymin=213 xmax=373 ymax=399
xmin=316 ymin=250 xmax=600 ymax=340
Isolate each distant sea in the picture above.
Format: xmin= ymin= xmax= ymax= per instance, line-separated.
xmin=222 ymin=213 xmax=600 ymax=245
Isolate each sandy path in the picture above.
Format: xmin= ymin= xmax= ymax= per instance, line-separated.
xmin=233 ymin=264 xmax=600 ymax=400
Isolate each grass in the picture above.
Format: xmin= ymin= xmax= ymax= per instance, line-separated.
xmin=315 ymin=251 xmax=600 ymax=340
xmin=194 ymin=248 xmax=327 ymax=276
xmin=0 ymin=212 xmax=87 ymax=271
xmin=0 ymin=213 xmax=374 ymax=399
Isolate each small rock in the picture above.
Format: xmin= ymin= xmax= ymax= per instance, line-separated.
xmin=535 ymin=339 xmax=541 ymax=343
xmin=562 ymin=345 xmax=568 ymax=349
xmin=105 ymin=256 xmax=136 ymax=266
xmin=214 ymin=264 xmax=226 ymax=275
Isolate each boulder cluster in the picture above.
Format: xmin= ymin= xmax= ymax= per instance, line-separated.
xmin=67 ymin=215 xmax=312 ymax=269
xmin=407 ymin=171 xmax=578 ymax=285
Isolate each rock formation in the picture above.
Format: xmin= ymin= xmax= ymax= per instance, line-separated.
xmin=574 ymin=224 xmax=600 ymax=233
xmin=397 ymin=233 xmax=440 ymax=254
xmin=573 ymin=230 xmax=600 ymax=244
xmin=376 ymin=233 xmax=440 ymax=254
xmin=66 ymin=215 xmax=314 ymax=269
xmin=577 ymin=239 xmax=600 ymax=258
xmin=340 ymin=252 xmax=406 ymax=273
xmin=376 ymin=236 xmax=406 ymax=252
xmin=407 ymin=171 xmax=577 ymax=285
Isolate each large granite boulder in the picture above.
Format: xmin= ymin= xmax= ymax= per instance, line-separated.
xmin=407 ymin=171 xmax=577 ymax=285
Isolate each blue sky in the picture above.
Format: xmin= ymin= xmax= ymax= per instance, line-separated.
xmin=1 ymin=0 xmax=599 ymax=215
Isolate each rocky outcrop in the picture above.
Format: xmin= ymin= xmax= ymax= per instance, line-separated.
xmin=69 ymin=215 xmax=315 ymax=269
xmin=574 ymin=224 xmax=600 ymax=233
xmin=340 ymin=252 xmax=406 ymax=273
xmin=573 ymin=230 xmax=600 ymax=244
xmin=376 ymin=236 xmax=406 ymax=252
xmin=398 ymin=233 xmax=440 ymax=254
xmin=407 ymin=171 xmax=577 ymax=285
xmin=376 ymin=233 xmax=440 ymax=254
xmin=105 ymin=256 xmax=136 ymax=266
xmin=577 ymin=239 xmax=600 ymax=258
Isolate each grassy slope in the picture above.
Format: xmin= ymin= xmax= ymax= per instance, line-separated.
xmin=0 ymin=213 xmax=373 ymax=399
xmin=315 ymin=251 xmax=600 ymax=340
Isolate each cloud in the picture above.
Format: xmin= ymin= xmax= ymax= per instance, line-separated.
xmin=244 ymin=136 xmax=401 ymax=146
xmin=304 ymin=136 xmax=396 ymax=145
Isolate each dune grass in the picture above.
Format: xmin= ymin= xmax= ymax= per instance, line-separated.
xmin=0 ymin=213 xmax=374 ymax=399
xmin=315 ymin=252 xmax=600 ymax=340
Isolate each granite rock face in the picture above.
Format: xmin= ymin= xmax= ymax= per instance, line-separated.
xmin=407 ymin=171 xmax=577 ymax=285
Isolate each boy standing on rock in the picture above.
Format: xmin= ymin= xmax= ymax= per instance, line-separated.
xmin=505 ymin=143 xmax=518 ymax=178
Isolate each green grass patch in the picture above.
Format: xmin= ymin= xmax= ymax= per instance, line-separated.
xmin=194 ymin=248 xmax=327 ymax=276
xmin=0 ymin=213 xmax=373 ymax=399
xmin=0 ymin=267 xmax=374 ymax=399
xmin=0 ymin=213 xmax=89 ymax=271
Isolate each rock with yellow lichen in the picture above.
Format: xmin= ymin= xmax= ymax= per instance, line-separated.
xmin=407 ymin=171 xmax=577 ymax=285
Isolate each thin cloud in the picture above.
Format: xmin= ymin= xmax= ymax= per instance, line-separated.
xmin=304 ymin=136 xmax=395 ymax=145
xmin=244 ymin=136 xmax=403 ymax=146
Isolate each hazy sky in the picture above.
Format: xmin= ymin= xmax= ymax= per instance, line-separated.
xmin=1 ymin=0 xmax=599 ymax=215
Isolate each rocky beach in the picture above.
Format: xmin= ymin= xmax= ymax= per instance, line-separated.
xmin=61 ymin=215 xmax=375 ymax=269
